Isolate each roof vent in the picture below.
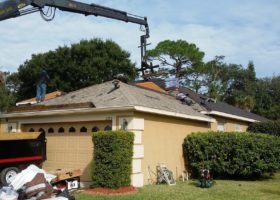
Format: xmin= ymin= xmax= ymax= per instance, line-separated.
xmin=112 ymin=80 xmax=120 ymax=89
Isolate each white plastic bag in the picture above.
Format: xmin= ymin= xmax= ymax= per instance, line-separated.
xmin=0 ymin=186 xmax=18 ymax=200
xmin=10 ymin=165 xmax=47 ymax=190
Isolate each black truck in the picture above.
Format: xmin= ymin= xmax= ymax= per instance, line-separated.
xmin=0 ymin=132 xmax=46 ymax=185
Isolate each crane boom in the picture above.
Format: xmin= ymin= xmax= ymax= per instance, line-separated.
xmin=0 ymin=0 xmax=155 ymax=77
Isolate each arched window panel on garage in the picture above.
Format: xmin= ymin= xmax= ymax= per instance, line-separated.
xmin=48 ymin=128 xmax=55 ymax=134
xmin=38 ymin=128 xmax=45 ymax=134
xmin=58 ymin=127 xmax=65 ymax=133
xmin=104 ymin=125 xmax=112 ymax=131
xmin=80 ymin=127 xmax=87 ymax=133
xmin=29 ymin=128 xmax=35 ymax=132
xmin=69 ymin=127 xmax=76 ymax=133
xmin=92 ymin=126 xmax=99 ymax=132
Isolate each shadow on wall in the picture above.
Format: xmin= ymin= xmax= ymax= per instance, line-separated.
xmin=81 ymin=160 xmax=94 ymax=182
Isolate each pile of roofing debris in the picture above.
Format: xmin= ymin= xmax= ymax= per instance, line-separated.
xmin=0 ymin=165 xmax=80 ymax=200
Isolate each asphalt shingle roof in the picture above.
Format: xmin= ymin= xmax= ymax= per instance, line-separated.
xmin=179 ymin=87 xmax=267 ymax=122
xmin=40 ymin=80 xmax=211 ymax=120
xmin=136 ymin=79 xmax=267 ymax=122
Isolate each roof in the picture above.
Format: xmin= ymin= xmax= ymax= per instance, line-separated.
xmin=130 ymin=81 xmax=206 ymax=112
xmin=7 ymin=80 xmax=213 ymax=122
xmin=178 ymin=87 xmax=267 ymax=122
xmin=16 ymin=90 xmax=64 ymax=106
xmin=134 ymin=79 xmax=267 ymax=122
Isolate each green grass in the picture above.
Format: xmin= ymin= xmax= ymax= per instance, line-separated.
xmin=75 ymin=173 xmax=280 ymax=200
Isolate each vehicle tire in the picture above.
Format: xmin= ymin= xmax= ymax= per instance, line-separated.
xmin=0 ymin=167 xmax=19 ymax=186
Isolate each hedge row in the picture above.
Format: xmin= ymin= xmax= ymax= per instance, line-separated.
xmin=248 ymin=120 xmax=280 ymax=136
xmin=183 ymin=131 xmax=280 ymax=179
xmin=91 ymin=130 xmax=134 ymax=189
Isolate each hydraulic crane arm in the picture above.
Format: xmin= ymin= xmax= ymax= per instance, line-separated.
xmin=0 ymin=0 xmax=156 ymax=77
xmin=0 ymin=0 xmax=149 ymax=34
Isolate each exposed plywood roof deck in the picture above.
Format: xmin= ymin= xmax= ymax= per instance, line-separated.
xmin=16 ymin=90 xmax=64 ymax=106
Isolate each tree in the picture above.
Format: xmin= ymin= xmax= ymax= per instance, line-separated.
xmin=202 ymin=56 xmax=229 ymax=100
xmin=183 ymin=64 xmax=205 ymax=93
xmin=253 ymin=76 xmax=280 ymax=120
xmin=183 ymin=56 xmax=242 ymax=101
xmin=7 ymin=38 xmax=136 ymax=100
xmin=147 ymin=40 xmax=205 ymax=80
xmin=224 ymin=61 xmax=257 ymax=111
xmin=0 ymin=85 xmax=16 ymax=112
xmin=0 ymin=70 xmax=16 ymax=111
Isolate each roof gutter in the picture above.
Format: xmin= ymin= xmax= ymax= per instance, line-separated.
xmin=134 ymin=106 xmax=215 ymax=123
xmin=201 ymin=111 xmax=258 ymax=123
xmin=2 ymin=106 xmax=214 ymax=123
xmin=1 ymin=106 xmax=135 ymax=118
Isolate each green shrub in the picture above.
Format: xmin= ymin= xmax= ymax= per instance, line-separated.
xmin=248 ymin=120 xmax=280 ymax=136
xmin=91 ymin=130 xmax=134 ymax=189
xmin=183 ymin=131 xmax=280 ymax=179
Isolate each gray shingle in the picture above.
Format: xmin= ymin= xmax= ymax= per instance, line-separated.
xmin=41 ymin=80 xmax=210 ymax=120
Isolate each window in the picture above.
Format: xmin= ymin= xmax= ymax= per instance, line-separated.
xmin=38 ymin=128 xmax=45 ymax=134
xmin=58 ymin=127 xmax=65 ymax=133
xmin=29 ymin=128 xmax=35 ymax=132
xmin=80 ymin=127 xmax=87 ymax=133
xmin=217 ymin=122 xmax=225 ymax=132
xmin=48 ymin=128 xmax=54 ymax=133
xmin=92 ymin=127 xmax=99 ymax=132
xmin=69 ymin=127 xmax=76 ymax=133
xmin=104 ymin=125 xmax=112 ymax=131
xmin=235 ymin=124 xmax=242 ymax=132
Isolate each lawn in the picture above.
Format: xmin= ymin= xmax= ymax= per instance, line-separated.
xmin=74 ymin=173 xmax=280 ymax=200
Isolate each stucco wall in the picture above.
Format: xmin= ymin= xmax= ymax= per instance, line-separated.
xmin=210 ymin=116 xmax=249 ymax=132
xmin=135 ymin=112 xmax=210 ymax=185
xmin=22 ymin=121 xmax=111 ymax=181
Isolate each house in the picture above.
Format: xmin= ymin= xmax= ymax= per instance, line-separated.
xmin=177 ymin=87 xmax=267 ymax=132
xmin=133 ymin=79 xmax=267 ymax=132
xmin=0 ymin=80 xmax=214 ymax=187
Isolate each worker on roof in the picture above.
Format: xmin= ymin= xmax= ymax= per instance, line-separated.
xmin=36 ymin=69 xmax=50 ymax=103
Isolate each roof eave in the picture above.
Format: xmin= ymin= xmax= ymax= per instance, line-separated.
xmin=1 ymin=106 xmax=135 ymax=118
xmin=2 ymin=106 xmax=214 ymax=123
xmin=134 ymin=106 xmax=215 ymax=123
xmin=201 ymin=110 xmax=259 ymax=123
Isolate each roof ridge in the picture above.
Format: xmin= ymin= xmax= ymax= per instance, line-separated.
xmin=117 ymin=82 xmax=137 ymax=106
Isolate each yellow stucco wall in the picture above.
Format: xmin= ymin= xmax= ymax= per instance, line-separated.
xmin=0 ymin=119 xmax=7 ymax=132
xmin=135 ymin=112 xmax=211 ymax=185
xmin=2 ymin=110 xmax=254 ymax=186
xmin=210 ymin=115 xmax=249 ymax=132
xmin=22 ymin=121 xmax=112 ymax=181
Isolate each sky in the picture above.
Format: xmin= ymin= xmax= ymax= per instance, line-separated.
xmin=0 ymin=0 xmax=279 ymax=77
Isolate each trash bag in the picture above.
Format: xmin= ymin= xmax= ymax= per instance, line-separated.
xmin=0 ymin=186 xmax=18 ymax=200
xmin=57 ymin=188 xmax=75 ymax=200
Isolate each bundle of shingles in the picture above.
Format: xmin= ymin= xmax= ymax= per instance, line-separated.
xmin=20 ymin=173 xmax=53 ymax=199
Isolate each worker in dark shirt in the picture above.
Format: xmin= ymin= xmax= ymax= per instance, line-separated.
xmin=36 ymin=69 xmax=50 ymax=103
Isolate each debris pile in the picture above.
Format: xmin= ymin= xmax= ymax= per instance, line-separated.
xmin=0 ymin=165 xmax=80 ymax=200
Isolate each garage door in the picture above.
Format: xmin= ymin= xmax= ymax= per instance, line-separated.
xmin=22 ymin=121 xmax=112 ymax=181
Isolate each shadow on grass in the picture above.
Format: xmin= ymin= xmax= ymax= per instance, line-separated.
xmin=188 ymin=181 xmax=198 ymax=187
xmin=260 ymin=189 xmax=280 ymax=196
